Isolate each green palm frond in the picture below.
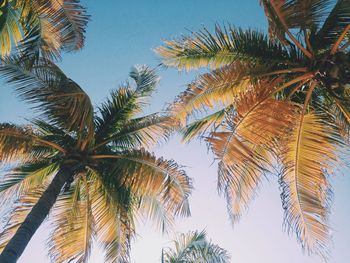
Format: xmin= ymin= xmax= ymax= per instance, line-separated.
xmin=0 ymin=57 xmax=94 ymax=144
xmin=0 ymin=186 xmax=46 ymax=252
xmin=95 ymin=113 xmax=174 ymax=150
xmin=183 ymin=109 xmax=226 ymax=142
xmin=280 ymin=111 xmax=342 ymax=256
xmin=0 ymin=1 xmax=22 ymax=57
xmin=95 ymin=65 xmax=160 ymax=140
xmin=155 ymin=25 xmax=296 ymax=70
xmin=89 ymin=170 xmax=133 ymax=263
xmin=49 ymin=178 xmax=94 ymax=263
xmin=0 ymin=0 xmax=88 ymax=59
xmin=313 ymin=0 xmax=350 ymax=49
xmin=94 ymin=148 xmax=192 ymax=218
xmin=0 ymin=160 xmax=58 ymax=198
xmin=163 ymin=230 xmax=230 ymax=263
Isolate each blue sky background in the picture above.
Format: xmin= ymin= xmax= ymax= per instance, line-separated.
xmin=0 ymin=1 xmax=349 ymax=262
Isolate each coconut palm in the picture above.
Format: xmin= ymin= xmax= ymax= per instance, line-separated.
xmin=156 ymin=0 xmax=350 ymax=257
xmin=161 ymin=230 xmax=230 ymax=263
xmin=0 ymin=0 xmax=88 ymax=59
xmin=0 ymin=59 xmax=192 ymax=262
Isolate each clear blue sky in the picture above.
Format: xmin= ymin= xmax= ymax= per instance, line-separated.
xmin=0 ymin=1 xmax=349 ymax=262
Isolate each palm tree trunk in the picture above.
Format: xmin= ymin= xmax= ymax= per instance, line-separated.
xmin=0 ymin=165 xmax=74 ymax=263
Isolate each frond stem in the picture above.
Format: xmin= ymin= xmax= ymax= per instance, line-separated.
xmin=269 ymin=1 xmax=313 ymax=59
xmin=331 ymin=24 xmax=350 ymax=55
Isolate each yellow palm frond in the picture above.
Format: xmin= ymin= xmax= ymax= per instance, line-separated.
xmin=93 ymin=149 xmax=192 ymax=217
xmin=182 ymin=108 xmax=226 ymax=142
xmin=89 ymin=171 xmax=132 ymax=263
xmin=0 ymin=162 xmax=58 ymax=205
xmin=217 ymin=144 xmax=272 ymax=222
xmin=137 ymin=194 xmax=175 ymax=233
xmin=49 ymin=177 xmax=94 ymax=263
xmin=0 ymin=124 xmax=34 ymax=162
xmin=280 ymin=112 xmax=340 ymax=256
xmin=0 ymin=123 xmax=65 ymax=162
xmin=0 ymin=186 xmax=46 ymax=252
xmin=169 ymin=64 xmax=251 ymax=125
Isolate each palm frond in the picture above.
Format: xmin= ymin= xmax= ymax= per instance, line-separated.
xmin=163 ymin=230 xmax=230 ymax=263
xmin=314 ymin=0 xmax=350 ymax=49
xmin=0 ymin=123 xmax=36 ymax=162
xmin=0 ymin=58 xmax=94 ymax=144
xmin=280 ymin=111 xmax=341 ymax=256
xmin=0 ymin=186 xmax=46 ymax=252
xmin=49 ymin=177 xmax=94 ymax=263
xmin=217 ymin=145 xmax=272 ymax=223
xmin=137 ymin=194 xmax=175 ymax=233
xmin=95 ymin=66 xmax=159 ymax=140
xmin=168 ymin=63 xmax=252 ymax=124
xmin=89 ymin=170 xmax=133 ymax=263
xmin=155 ymin=25 xmax=293 ymax=70
xmin=0 ymin=1 xmax=23 ymax=57
xmin=94 ymin=149 xmax=192 ymax=218
xmin=261 ymin=0 xmax=332 ymax=35
xmin=0 ymin=160 xmax=58 ymax=201
xmin=182 ymin=108 xmax=226 ymax=142
xmin=95 ymin=113 xmax=174 ymax=150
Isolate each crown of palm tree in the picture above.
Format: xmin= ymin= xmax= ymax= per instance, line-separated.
xmin=0 ymin=59 xmax=192 ymax=262
xmin=0 ymin=0 xmax=88 ymax=59
xmin=156 ymin=0 xmax=350 ymax=258
xmin=161 ymin=230 xmax=230 ymax=263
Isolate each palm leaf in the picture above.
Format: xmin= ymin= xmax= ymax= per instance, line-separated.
xmin=163 ymin=230 xmax=230 ymax=263
xmin=155 ymin=25 xmax=293 ymax=70
xmin=0 ymin=1 xmax=22 ymax=57
xmin=95 ymin=65 xmax=160 ymax=140
xmin=49 ymin=177 xmax=94 ymax=263
xmin=94 ymin=149 xmax=192 ymax=218
xmin=0 ymin=186 xmax=46 ymax=252
xmin=0 ymin=58 xmax=95 ymax=145
xmin=313 ymin=0 xmax=350 ymax=49
xmin=95 ymin=113 xmax=174 ymax=150
xmin=280 ymin=111 xmax=341 ymax=256
xmin=89 ymin=170 xmax=133 ymax=263
xmin=182 ymin=108 xmax=226 ymax=142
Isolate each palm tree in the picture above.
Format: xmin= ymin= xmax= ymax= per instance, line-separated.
xmin=0 ymin=0 xmax=88 ymax=59
xmin=0 ymin=59 xmax=192 ymax=262
xmin=156 ymin=0 xmax=350 ymax=257
xmin=161 ymin=230 xmax=230 ymax=263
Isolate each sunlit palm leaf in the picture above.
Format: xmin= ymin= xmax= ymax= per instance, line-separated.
xmin=169 ymin=64 xmax=252 ymax=124
xmin=95 ymin=65 xmax=160 ymax=141
xmin=96 ymin=114 xmax=174 ymax=150
xmin=49 ymin=178 xmax=94 ymax=263
xmin=280 ymin=112 xmax=341 ymax=256
xmin=0 ymin=161 xmax=58 ymax=203
xmin=95 ymin=149 xmax=192 ymax=217
xmin=0 ymin=186 xmax=46 ymax=252
xmin=0 ymin=123 xmax=36 ymax=162
xmin=183 ymin=108 xmax=226 ymax=142
xmin=155 ymin=25 xmax=293 ymax=70
xmin=0 ymin=58 xmax=94 ymax=145
xmin=314 ymin=0 xmax=350 ymax=49
xmin=163 ymin=230 xmax=230 ymax=263
xmin=89 ymin=170 xmax=133 ymax=263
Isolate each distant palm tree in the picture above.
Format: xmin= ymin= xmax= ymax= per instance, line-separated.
xmin=156 ymin=0 xmax=350 ymax=257
xmin=0 ymin=0 xmax=88 ymax=59
xmin=161 ymin=230 xmax=230 ymax=263
xmin=0 ymin=59 xmax=192 ymax=262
